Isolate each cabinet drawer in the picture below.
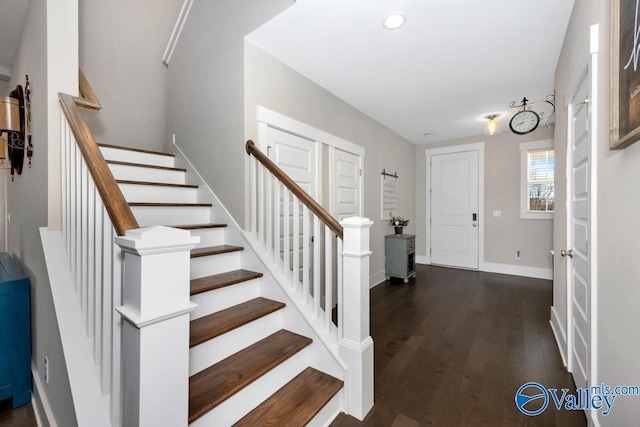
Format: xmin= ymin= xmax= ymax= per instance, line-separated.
xmin=407 ymin=238 xmax=415 ymax=253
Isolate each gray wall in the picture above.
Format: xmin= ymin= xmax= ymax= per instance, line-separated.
xmin=167 ymin=0 xmax=293 ymax=225
xmin=7 ymin=0 xmax=76 ymax=425
xmin=79 ymin=0 xmax=182 ymax=152
xmin=245 ymin=42 xmax=416 ymax=285
xmin=414 ymin=127 xmax=554 ymax=270
xmin=0 ymin=80 xmax=7 ymax=94
xmin=555 ymin=1 xmax=640 ymax=424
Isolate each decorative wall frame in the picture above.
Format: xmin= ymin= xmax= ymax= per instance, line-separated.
xmin=611 ymin=0 xmax=640 ymax=149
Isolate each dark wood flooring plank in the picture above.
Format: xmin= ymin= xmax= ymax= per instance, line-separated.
xmin=331 ymin=264 xmax=586 ymax=427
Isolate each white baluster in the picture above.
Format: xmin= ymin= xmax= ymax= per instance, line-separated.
xmin=100 ymin=211 xmax=112 ymax=394
xmin=258 ymin=164 xmax=265 ymax=247
xmin=274 ymin=182 xmax=281 ymax=267
xmin=283 ymin=190 xmax=290 ymax=278
xmin=302 ymin=206 xmax=310 ymax=303
xmin=325 ymin=227 xmax=333 ymax=329
xmin=81 ymin=158 xmax=89 ymax=328
xmin=111 ymin=241 xmax=123 ymax=425
xmin=61 ymin=117 xmax=67 ymax=247
xmin=250 ymin=156 xmax=257 ymax=235
xmin=94 ymin=193 xmax=103 ymax=364
xmin=292 ymin=197 xmax=300 ymax=288
xmin=266 ymin=173 xmax=273 ymax=258
xmin=313 ymin=217 xmax=321 ymax=317
xmin=337 ymin=238 xmax=343 ymax=338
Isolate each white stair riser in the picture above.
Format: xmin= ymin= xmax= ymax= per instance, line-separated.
xmin=131 ymin=206 xmax=210 ymax=227
xmin=307 ymin=388 xmax=344 ymax=427
xmin=189 ymin=311 xmax=283 ymax=376
xmin=190 ymin=279 xmax=260 ymax=319
xmin=108 ymin=164 xmax=186 ymax=184
xmin=189 ymin=227 xmax=226 ymax=248
xmin=119 ymin=184 xmax=198 ymax=203
xmin=190 ymin=251 xmax=241 ymax=279
xmin=99 ymin=146 xmax=175 ymax=168
xmin=188 ymin=348 xmax=310 ymax=427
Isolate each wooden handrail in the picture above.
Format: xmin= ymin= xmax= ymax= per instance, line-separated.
xmin=58 ymin=75 xmax=139 ymax=235
xmin=77 ymin=70 xmax=101 ymax=111
xmin=246 ymin=140 xmax=343 ymax=239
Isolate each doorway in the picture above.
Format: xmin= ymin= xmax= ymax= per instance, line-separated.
xmin=425 ymin=143 xmax=485 ymax=269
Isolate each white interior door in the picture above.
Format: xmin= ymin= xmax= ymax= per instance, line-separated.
xmin=330 ymin=147 xmax=362 ymax=221
xmin=266 ymin=127 xmax=319 ymax=279
xmin=430 ymin=150 xmax=479 ymax=269
xmin=567 ymin=67 xmax=591 ymax=390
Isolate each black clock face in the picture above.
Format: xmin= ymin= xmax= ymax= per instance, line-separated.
xmin=509 ymin=110 xmax=540 ymax=135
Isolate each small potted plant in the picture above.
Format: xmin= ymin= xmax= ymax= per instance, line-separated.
xmin=390 ymin=216 xmax=409 ymax=235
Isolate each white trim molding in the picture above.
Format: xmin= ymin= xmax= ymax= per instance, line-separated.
xmin=519 ymin=139 xmax=554 ymax=220
xmin=424 ymin=142 xmax=485 ymax=270
xmin=162 ymin=0 xmax=194 ymax=66
xmin=369 ymin=270 xmax=386 ymax=288
xmin=31 ymin=364 xmax=57 ymax=427
xmin=257 ymin=106 xmax=365 ymax=157
xmin=550 ymin=307 xmax=567 ymax=367
xmin=483 ymin=262 xmax=553 ymax=280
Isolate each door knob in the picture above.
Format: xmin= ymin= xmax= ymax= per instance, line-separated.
xmin=560 ymin=249 xmax=573 ymax=258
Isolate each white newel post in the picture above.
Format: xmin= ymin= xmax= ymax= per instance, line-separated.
xmin=339 ymin=216 xmax=374 ymax=420
xmin=115 ymin=226 xmax=199 ymax=427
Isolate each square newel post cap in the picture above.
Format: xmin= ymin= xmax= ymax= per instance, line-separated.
xmin=115 ymin=226 xmax=200 ymax=255
xmin=340 ymin=216 xmax=373 ymax=229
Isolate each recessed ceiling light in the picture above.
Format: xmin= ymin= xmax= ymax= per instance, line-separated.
xmin=383 ymin=13 xmax=406 ymax=30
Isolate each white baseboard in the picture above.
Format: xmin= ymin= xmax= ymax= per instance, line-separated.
xmin=31 ymin=363 xmax=56 ymax=427
xmin=482 ymin=262 xmax=553 ymax=280
xmin=415 ymin=255 xmax=428 ymax=265
xmin=550 ymin=306 xmax=567 ymax=367
xmin=369 ymin=270 xmax=386 ymax=288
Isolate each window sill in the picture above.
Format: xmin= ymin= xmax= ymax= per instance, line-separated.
xmin=521 ymin=212 xmax=554 ymax=220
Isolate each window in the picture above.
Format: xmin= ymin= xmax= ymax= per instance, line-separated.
xmin=520 ymin=140 xmax=554 ymax=219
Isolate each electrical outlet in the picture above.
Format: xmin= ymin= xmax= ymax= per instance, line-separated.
xmin=44 ymin=356 xmax=49 ymax=384
xmin=492 ymin=210 xmax=501 ymax=217
xmin=515 ymin=250 xmax=521 ymax=260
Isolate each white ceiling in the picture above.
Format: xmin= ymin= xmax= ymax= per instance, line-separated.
xmin=248 ymin=0 xmax=575 ymax=144
xmin=0 ymin=0 xmax=29 ymax=81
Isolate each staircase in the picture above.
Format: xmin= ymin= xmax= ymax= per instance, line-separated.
xmin=99 ymin=142 xmax=344 ymax=426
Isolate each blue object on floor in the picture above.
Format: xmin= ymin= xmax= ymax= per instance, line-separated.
xmin=0 ymin=252 xmax=31 ymax=408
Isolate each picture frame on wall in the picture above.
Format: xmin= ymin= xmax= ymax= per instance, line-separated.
xmin=611 ymin=0 xmax=640 ymax=149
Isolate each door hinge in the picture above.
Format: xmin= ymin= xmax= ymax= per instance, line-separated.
xmin=359 ymin=169 xmax=362 ymax=176
xmin=430 ymin=247 xmax=432 ymax=254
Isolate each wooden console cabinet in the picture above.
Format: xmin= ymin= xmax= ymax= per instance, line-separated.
xmin=385 ymin=234 xmax=416 ymax=284
xmin=0 ymin=252 xmax=31 ymax=408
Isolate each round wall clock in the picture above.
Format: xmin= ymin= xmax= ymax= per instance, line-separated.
xmin=509 ymin=110 xmax=540 ymax=135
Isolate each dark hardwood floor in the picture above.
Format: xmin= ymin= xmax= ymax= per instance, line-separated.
xmin=332 ymin=264 xmax=586 ymax=427
xmin=0 ymin=400 xmax=36 ymax=427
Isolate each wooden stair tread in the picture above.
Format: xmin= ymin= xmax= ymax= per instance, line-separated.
xmin=190 ymin=297 xmax=285 ymax=347
xmin=173 ymin=223 xmax=227 ymax=230
xmin=234 ymin=367 xmax=343 ymax=427
xmin=106 ymin=160 xmax=186 ymax=172
xmin=128 ymin=202 xmax=212 ymax=207
xmin=98 ymin=143 xmax=175 ymax=157
xmin=191 ymin=269 xmax=263 ymax=295
xmin=191 ymin=245 xmax=243 ymax=258
xmin=188 ymin=330 xmax=312 ymax=423
xmin=116 ymin=180 xmax=198 ymax=189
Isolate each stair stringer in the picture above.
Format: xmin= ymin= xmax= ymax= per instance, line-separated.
xmin=172 ymin=140 xmax=347 ymax=416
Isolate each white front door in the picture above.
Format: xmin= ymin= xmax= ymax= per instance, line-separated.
xmin=430 ymin=150 xmax=479 ymax=269
xmin=330 ymin=147 xmax=362 ymax=221
xmin=567 ymin=66 xmax=591 ymax=390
